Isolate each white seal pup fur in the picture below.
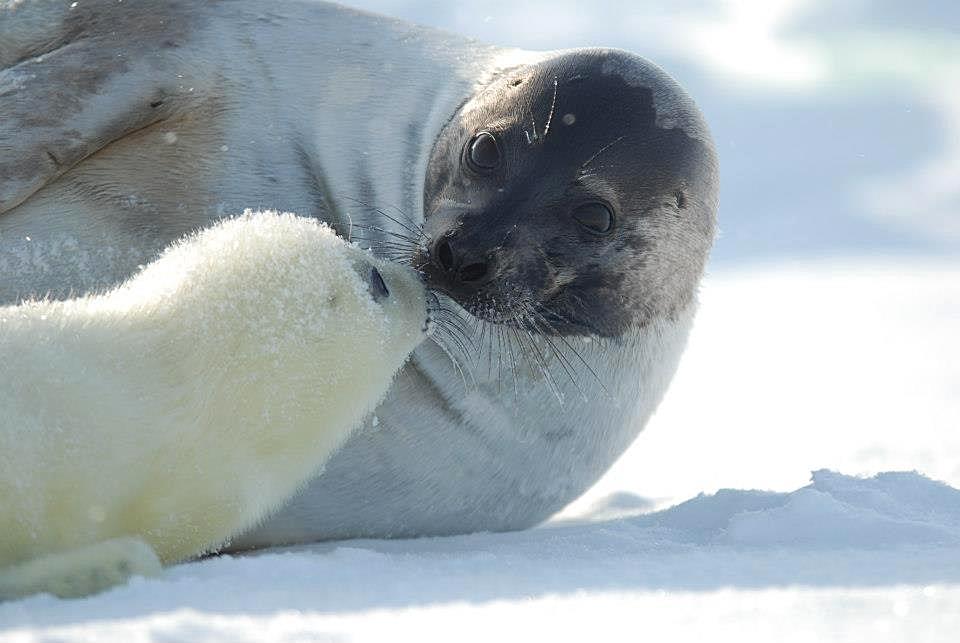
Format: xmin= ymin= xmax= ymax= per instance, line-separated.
xmin=0 ymin=211 xmax=427 ymax=599
xmin=0 ymin=1 xmax=719 ymax=544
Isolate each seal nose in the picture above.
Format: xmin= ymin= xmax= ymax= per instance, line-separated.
xmin=368 ymin=266 xmax=390 ymax=302
xmin=459 ymin=261 xmax=489 ymax=283
xmin=435 ymin=239 xmax=456 ymax=272
xmin=432 ymin=238 xmax=491 ymax=285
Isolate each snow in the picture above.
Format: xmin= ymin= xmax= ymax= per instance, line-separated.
xmin=2 ymin=262 xmax=958 ymax=642
xmin=4 ymin=1 xmax=960 ymax=639
xmin=559 ymin=262 xmax=960 ymax=516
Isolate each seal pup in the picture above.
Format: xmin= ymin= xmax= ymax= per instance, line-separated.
xmin=0 ymin=1 xmax=719 ymax=543
xmin=0 ymin=211 xmax=428 ymax=599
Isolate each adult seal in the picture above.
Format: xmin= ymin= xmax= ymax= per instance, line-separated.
xmin=0 ymin=0 xmax=719 ymax=545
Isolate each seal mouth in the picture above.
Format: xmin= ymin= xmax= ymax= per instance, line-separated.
xmin=424 ymin=285 xmax=608 ymax=403
xmin=425 ymin=282 xmax=523 ymax=326
xmin=429 ymin=284 xmax=598 ymax=337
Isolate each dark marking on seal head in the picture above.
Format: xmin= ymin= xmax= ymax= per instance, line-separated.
xmin=418 ymin=49 xmax=719 ymax=337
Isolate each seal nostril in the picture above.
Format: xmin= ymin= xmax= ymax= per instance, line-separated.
xmin=369 ymin=267 xmax=389 ymax=301
xmin=459 ymin=262 xmax=488 ymax=283
xmin=436 ymin=240 xmax=455 ymax=272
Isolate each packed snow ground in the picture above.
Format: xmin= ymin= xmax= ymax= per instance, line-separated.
xmin=2 ymin=261 xmax=958 ymax=642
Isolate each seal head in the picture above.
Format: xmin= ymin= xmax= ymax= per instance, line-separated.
xmin=419 ymin=49 xmax=719 ymax=337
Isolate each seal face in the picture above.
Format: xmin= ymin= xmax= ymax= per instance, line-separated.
xmin=419 ymin=49 xmax=718 ymax=337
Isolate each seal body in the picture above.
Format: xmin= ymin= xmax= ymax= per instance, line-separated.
xmin=0 ymin=211 xmax=427 ymax=598
xmin=0 ymin=0 xmax=719 ymax=544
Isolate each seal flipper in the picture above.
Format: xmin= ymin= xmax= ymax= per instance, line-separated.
xmin=0 ymin=0 xmax=219 ymax=219
xmin=0 ymin=36 xmax=200 ymax=215
xmin=0 ymin=537 xmax=162 ymax=601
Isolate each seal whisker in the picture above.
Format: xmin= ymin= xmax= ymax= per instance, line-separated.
xmin=506 ymin=325 xmax=526 ymax=399
xmin=383 ymin=203 xmax=425 ymax=234
xmin=493 ymin=299 xmax=522 ymax=400
xmin=528 ymin=108 xmax=539 ymax=144
xmin=486 ymin=318 xmax=496 ymax=380
xmin=341 ymin=195 xmax=426 ymax=240
xmin=434 ymin=312 xmax=475 ymax=355
xmin=345 ymin=208 xmax=355 ymax=243
xmin=495 ymin=324 xmax=506 ymax=395
xmin=530 ymin=301 xmax=609 ymax=396
xmin=429 ymin=299 xmax=474 ymax=336
xmin=350 ymin=223 xmax=423 ymax=245
xmin=427 ymin=297 xmax=477 ymax=383
xmin=357 ymin=243 xmax=414 ymax=258
xmin=371 ymin=209 xmax=426 ymax=241
xmin=431 ymin=307 xmax=468 ymax=333
xmin=498 ymin=223 xmax=520 ymax=247
xmin=521 ymin=311 xmax=567 ymax=398
xmin=518 ymin=316 xmax=564 ymax=403
xmin=349 ymin=236 xmax=418 ymax=251
xmin=430 ymin=330 xmax=473 ymax=391
xmin=540 ymin=334 xmax=587 ymax=402
xmin=435 ymin=325 xmax=470 ymax=365
xmin=452 ymin=313 xmax=480 ymax=364
xmin=579 ymin=135 xmax=626 ymax=174
xmin=355 ymin=249 xmax=417 ymax=267
xmin=509 ymin=309 xmax=561 ymax=402
xmin=353 ymin=242 xmax=420 ymax=257
xmin=523 ymin=304 xmax=588 ymax=400
xmin=542 ymin=76 xmax=558 ymax=140
xmin=476 ymin=315 xmax=490 ymax=372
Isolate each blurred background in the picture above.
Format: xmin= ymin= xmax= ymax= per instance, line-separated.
xmin=351 ymin=0 xmax=959 ymax=513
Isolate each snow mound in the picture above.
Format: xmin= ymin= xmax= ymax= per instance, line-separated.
xmin=3 ymin=469 xmax=959 ymax=643
xmin=627 ymin=470 xmax=960 ymax=548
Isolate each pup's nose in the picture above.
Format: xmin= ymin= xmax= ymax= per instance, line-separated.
xmin=368 ymin=267 xmax=390 ymax=302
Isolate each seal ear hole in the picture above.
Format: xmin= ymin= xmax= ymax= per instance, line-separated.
xmin=675 ymin=190 xmax=688 ymax=209
xmin=510 ymin=77 xmax=525 ymax=87
xmin=459 ymin=262 xmax=489 ymax=283
xmin=572 ymin=202 xmax=614 ymax=234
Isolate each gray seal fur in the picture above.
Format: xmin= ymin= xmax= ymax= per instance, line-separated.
xmin=0 ymin=0 xmax=718 ymax=544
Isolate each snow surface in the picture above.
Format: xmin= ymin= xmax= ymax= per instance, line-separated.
xmin=2 ymin=262 xmax=958 ymax=642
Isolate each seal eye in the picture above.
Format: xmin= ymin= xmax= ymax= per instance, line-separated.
xmin=572 ymin=202 xmax=614 ymax=234
xmin=465 ymin=132 xmax=501 ymax=173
